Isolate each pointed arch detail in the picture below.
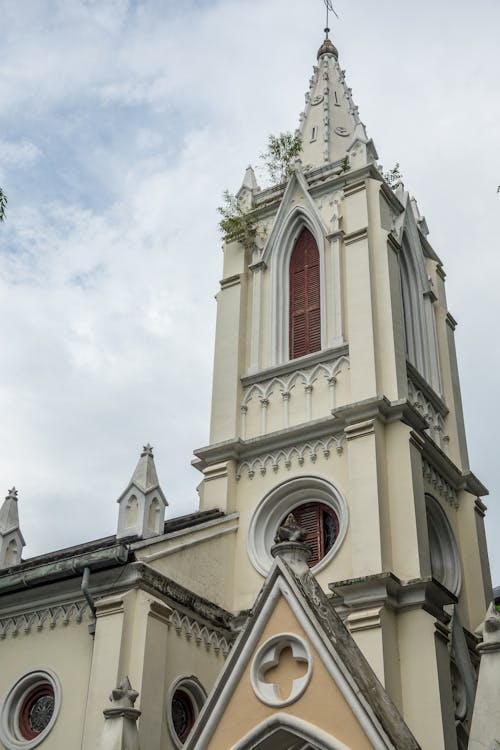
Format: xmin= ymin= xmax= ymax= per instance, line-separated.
xmin=229 ymin=713 xmax=353 ymax=750
xmin=268 ymin=205 xmax=327 ymax=365
xmin=399 ymin=216 xmax=442 ymax=394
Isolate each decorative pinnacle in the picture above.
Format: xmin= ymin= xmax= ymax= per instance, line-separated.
xmin=141 ymin=444 xmax=154 ymax=458
xmin=110 ymin=677 xmax=139 ymax=707
xmin=6 ymin=488 xmax=18 ymax=501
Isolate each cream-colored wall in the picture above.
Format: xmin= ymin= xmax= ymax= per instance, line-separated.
xmin=229 ymin=452 xmax=351 ymax=612
xmin=0 ymin=619 xmax=93 ymax=750
xmin=79 ymin=588 xmax=226 ymax=750
xmin=135 ymin=517 xmax=237 ymax=609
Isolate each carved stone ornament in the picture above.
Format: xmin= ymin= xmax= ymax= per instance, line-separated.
xmin=311 ymin=95 xmax=324 ymax=106
xmin=334 ymin=126 xmax=349 ymax=137
xmin=273 ymin=514 xmax=307 ymax=544
xmin=250 ymin=634 xmax=313 ymax=707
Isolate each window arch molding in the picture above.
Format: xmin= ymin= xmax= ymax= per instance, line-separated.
xmin=425 ymin=493 xmax=462 ymax=596
xmin=265 ymin=206 xmax=327 ymax=365
xmin=247 ymin=475 xmax=348 ymax=577
xmin=399 ymin=224 xmax=442 ymax=394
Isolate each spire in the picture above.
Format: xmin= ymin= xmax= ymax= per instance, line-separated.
xmin=236 ymin=165 xmax=260 ymax=211
xmin=116 ymin=445 xmax=168 ymax=540
xmin=0 ymin=487 xmax=25 ymax=569
xmin=130 ymin=444 xmax=159 ymax=494
xmin=298 ymin=37 xmax=378 ymax=171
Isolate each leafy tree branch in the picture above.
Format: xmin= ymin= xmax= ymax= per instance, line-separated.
xmin=218 ymin=191 xmax=258 ymax=249
xmin=260 ymin=132 xmax=302 ymax=184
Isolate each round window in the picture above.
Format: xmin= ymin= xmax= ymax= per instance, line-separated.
xmin=171 ymin=689 xmax=195 ymax=743
xmin=18 ymin=684 xmax=54 ymax=741
xmin=282 ymin=502 xmax=339 ymax=568
xmin=0 ymin=670 xmax=61 ymax=750
xmin=248 ymin=476 xmax=348 ymax=576
xmin=167 ymin=677 xmax=206 ymax=748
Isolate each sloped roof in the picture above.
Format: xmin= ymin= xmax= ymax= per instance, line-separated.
xmin=185 ymin=556 xmax=421 ymax=750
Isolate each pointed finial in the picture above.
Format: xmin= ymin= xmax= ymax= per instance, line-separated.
xmin=141 ymin=444 xmax=154 ymax=457
xmin=6 ymin=488 xmax=18 ymax=501
xmin=323 ymin=0 xmax=339 ymax=39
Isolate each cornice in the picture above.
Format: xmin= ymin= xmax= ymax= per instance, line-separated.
xmin=446 ymin=312 xmax=458 ymax=331
xmin=344 ymin=227 xmax=368 ymax=246
xmin=219 ymin=273 xmax=242 ymax=290
xmin=329 ymin=572 xmax=456 ymax=622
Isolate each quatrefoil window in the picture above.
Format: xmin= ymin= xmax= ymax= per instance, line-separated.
xmin=250 ymin=634 xmax=313 ymax=707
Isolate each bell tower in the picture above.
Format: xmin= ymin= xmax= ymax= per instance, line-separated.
xmin=193 ymin=31 xmax=492 ymax=750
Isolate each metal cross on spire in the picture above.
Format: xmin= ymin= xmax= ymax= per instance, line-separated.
xmin=323 ymin=0 xmax=339 ymax=38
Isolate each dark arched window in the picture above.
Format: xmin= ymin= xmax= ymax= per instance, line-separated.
xmin=289 ymin=228 xmax=321 ymax=359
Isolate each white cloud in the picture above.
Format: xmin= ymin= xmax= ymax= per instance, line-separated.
xmin=0 ymin=0 xmax=499 ymax=589
xmin=0 ymin=139 xmax=41 ymax=168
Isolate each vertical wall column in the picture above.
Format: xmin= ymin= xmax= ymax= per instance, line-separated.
xmin=209 ymin=242 xmax=248 ymax=444
xmin=344 ymin=224 xmax=377 ymax=401
xmin=248 ymin=260 xmax=266 ymax=374
xmin=327 ymin=228 xmax=344 ymax=347
xmin=81 ymin=593 xmax=131 ymax=750
xmin=398 ymin=609 xmax=457 ymax=750
xmin=345 ymin=419 xmax=383 ymax=577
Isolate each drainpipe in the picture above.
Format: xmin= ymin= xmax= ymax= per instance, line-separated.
xmin=81 ymin=567 xmax=97 ymax=636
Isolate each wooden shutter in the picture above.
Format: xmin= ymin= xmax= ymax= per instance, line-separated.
xmin=290 ymin=503 xmax=339 ymax=568
xmin=289 ymin=229 xmax=321 ymax=359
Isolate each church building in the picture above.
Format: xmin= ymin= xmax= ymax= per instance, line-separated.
xmin=0 ymin=24 xmax=498 ymax=750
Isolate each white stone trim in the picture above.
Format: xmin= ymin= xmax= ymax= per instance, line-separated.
xmin=422 ymin=459 xmax=458 ymax=509
xmin=167 ymin=675 xmax=207 ymax=750
xmin=167 ymin=609 xmax=232 ymax=657
xmin=425 ymin=494 xmax=462 ymax=596
xmin=0 ymin=669 xmax=61 ymax=750
xmin=229 ymin=713 xmax=352 ymax=750
xmin=0 ymin=602 xmax=90 ymax=639
xmin=250 ymin=633 xmax=313 ymax=707
xmin=236 ymin=434 xmax=346 ymax=480
xmin=247 ymin=475 xmax=348 ymax=577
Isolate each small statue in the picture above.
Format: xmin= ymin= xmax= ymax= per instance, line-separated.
xmin=274 ymin=514 xmax=308 ymax=544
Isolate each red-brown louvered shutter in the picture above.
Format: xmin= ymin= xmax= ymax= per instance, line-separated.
xmin=289 ymin=229 xmax=321 ymax=359
xmin=291 ymin=503 xmax=322 ymax=567
xmin=290 ymin=503 xmax=340 ymax=568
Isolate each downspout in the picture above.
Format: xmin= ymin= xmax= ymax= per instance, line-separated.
xmin=81 ymin=566 xmax=97 ymax=636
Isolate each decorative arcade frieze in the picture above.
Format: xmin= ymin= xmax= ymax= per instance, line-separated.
xmin=241 ymin=356 xmax=349 ymax=440
xmin=236 ymin=433 xmax=346 ymax=480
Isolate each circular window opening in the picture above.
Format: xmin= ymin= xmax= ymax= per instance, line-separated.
xmin=167 ymin=677 xmax=206 ymax=748
xmin=18 ymin=685 xmax=54 ymax=741
xmin=0 ymin=670 xmax=61 ymax=750
xmin=425 ymin=494 xmax=462 ymax=596
xmin=248 ymin=476 xmax=348 ymax=577
xmin=281 ymin=502 xmax=339 ymax=568
xmin=171 ymin=689 xmax=195 ymax=743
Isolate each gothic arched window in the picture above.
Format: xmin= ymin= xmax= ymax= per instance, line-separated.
xmin=289 ymin=228 xmax=321 ymax=359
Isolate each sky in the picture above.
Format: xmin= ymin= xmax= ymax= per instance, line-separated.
xmin=0 ymin=0 xmax=499 ymax=586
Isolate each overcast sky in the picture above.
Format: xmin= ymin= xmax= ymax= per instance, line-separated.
xmin=0 ymin=0 xmax=499 ymax=589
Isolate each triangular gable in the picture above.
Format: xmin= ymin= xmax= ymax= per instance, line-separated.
xmin=185 ymin=559 xmax=420 ymax=750
xmin=261 ymin=169 xmax=328 ymax=267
